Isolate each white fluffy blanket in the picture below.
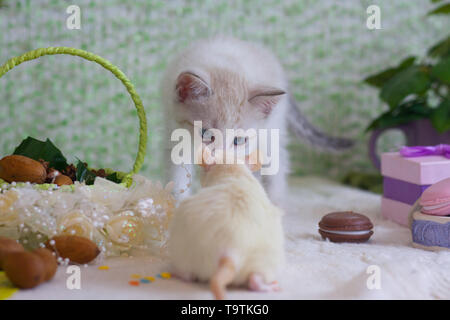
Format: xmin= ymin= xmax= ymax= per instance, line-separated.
xmin=10 ymin=177 xmax=450 ymax=299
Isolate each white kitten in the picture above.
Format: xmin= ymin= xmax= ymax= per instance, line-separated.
xmin=161 ymin=37 xmax=352 ymax=205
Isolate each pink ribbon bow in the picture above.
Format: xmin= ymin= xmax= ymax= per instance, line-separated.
xmin=400 ymin=144 xmax=450 ymax=159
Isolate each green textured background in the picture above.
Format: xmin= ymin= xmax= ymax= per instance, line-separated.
xmin=0 ymin=0 xmax=448 ymax=180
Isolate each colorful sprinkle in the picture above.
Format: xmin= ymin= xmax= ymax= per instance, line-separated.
xmin=98 ymin=265 xmax=109 ymax=270
xmin=160 ymin=272 xmax=171 ymax=279
xmin=130 ymin=274 xmax=141 ymax=279
xmin=140 ymin=279 xmax=151 ymax=284
xmin=0 ymin=272 xmax=18 ymax=300
xmin=128 ymin=280 xmax=139 ymax=286
xmin=144 ymin=276 xmax=155 ymax=282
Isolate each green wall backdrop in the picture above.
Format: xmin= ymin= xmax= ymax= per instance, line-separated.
xmin=0 ymin=0 xmax=448 ymax=180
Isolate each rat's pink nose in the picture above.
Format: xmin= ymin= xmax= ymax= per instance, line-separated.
xmin=197 ymin=144 xmax=217 ymax=169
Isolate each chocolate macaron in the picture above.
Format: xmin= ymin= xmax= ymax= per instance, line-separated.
xmin=319 ymin=211 xmax=374 ymax=243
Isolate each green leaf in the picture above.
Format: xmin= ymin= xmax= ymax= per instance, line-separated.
xmin=366 ymin=101 xmax=432 ymax=131
xmin=13 ymin=137 xmax=68 ymax=171
xmin=341 ymin=171 xmax=383 ymax=194
xmin=430 ymin=56 xmax=450 ymax=84
xmin=431 ymin=0 xmax=444 ymax=3
xmin=380 ymin=66 xmax=431 ymax=109
xmin=363 ymin=56 xmax=416 ymax=88
xmin=431 ymin=99 xmax=450 ymax=132
xmin=75 ymin=159 xmax=97 ymax=185
xmin=428 ymin=36 xmax=450 ymax=58
xmin=105 ymin=172 xmax=122 ymax=184
xmin=428 ymin=3 xmax=450 ymax=14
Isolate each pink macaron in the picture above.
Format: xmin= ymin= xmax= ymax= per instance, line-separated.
xmin=420 ymin=177 xmax=450 ymax=216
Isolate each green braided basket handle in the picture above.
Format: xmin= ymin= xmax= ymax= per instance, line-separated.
xmin=0 ymin=47 xmax=147 ymax=187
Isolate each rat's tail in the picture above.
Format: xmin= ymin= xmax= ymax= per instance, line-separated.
xmin=210 ymin=256 xmax=236 ymax=300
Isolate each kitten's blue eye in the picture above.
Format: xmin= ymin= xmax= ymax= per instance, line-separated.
xmin=234 ymin=136 xmax=247 ymax=145
xmin=201 ymin=128 xmax=215 ymax=142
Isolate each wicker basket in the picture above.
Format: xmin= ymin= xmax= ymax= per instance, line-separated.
xmin=0 ymin=47 xmax=147 ymax=188
xmin=0 ymin=48 xmax=176 ymax=257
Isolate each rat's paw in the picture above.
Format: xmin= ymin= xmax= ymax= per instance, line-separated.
xmin=248 ymin=273 xmax=281 ymax=292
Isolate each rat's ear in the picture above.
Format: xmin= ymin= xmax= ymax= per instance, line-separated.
xmin=175 ymin=71 xmax=212 ymax=103
xmin=248 ymin=86 xmax=285 ymax=117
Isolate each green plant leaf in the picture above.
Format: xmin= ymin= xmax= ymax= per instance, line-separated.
xmin=431 ymin=56 xmax=450 ymax=84
xmin=431 ymin=99 xmax=450 ymax=132
xmin=366 ymin=101 xmax=432 ymax=131
xmin=428 ymin=36 xmax=450 ymax=58
xmin=341 ymin=171 xmax=383 ymax=194
xmin=75 ymin=159 xmax=97 ymax=185
xmin=363 ymin=56 xmax=416 ymax=88
xmin=380 ymin=66 xmax=431 ymax=109
xmin=366 ymin=110 xmax=421 ymax=132
xmin=106 ymin=172 xmax=122 ymax=184
xmin=428 ymin=3 xmax=450 ymax=14
xmin=431 ymin=0 xmax=443 ymax=2
xmin=13 ymin=137 xmax=68 ymax=171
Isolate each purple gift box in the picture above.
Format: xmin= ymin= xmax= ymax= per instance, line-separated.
xmin=381 ymin=147 xmax=450 ymax=226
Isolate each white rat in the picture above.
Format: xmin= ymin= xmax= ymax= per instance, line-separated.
xmin=168 ymin=148 xmax=285 ymax=300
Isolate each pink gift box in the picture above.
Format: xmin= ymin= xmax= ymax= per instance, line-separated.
xmin=381 ymin=152 xmax=450 ymax=185
xmin=381 ymin=152 xmax=450 ymax=226
xmin=381 ymin=197 xmax=412 ymax=226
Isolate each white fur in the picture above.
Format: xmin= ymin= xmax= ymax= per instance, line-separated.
xmin=168 ymin=164 xmax=285 ymax=286
xmin=161 ymin=37 xmax=290 ymax=205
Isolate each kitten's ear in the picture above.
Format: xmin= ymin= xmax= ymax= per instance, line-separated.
xmin=175 ymin=71 xmax=211 ymax=103
xmin=248 ymin=86 xmax=286 ymax=117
